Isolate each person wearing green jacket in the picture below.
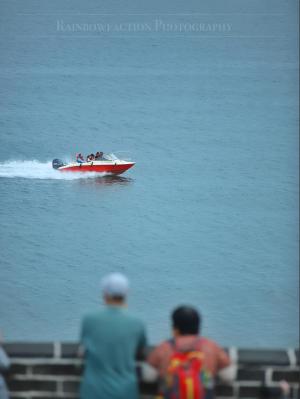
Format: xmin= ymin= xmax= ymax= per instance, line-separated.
xmin=80 ymin=273 xmax=147 ymax=399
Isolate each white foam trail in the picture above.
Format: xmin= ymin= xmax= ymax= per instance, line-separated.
xmin=0 ymin=160 xmax=108 ymax=180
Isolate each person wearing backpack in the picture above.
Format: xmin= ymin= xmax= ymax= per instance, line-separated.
xmin=147 ymin=306 xmax=233 ymax=399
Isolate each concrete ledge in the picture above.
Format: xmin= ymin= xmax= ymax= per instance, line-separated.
xmin=4 ymin=343 xmax=54 ymax=358
xmin=61 ymin=344 xmax=79 ymax=359
xmin=237 ymin=369 xmax=265 ymax=382
xmin=238 ymin=349 xmax=290 ymax=366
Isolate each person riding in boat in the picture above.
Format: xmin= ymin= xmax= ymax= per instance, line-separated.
xmin=76 ymin=153 xmax=85 ymax=164
xmin=95 ymin=151 xmax=104 ymax=160
xmin=86 ymin=153 xmax=95 ymax=162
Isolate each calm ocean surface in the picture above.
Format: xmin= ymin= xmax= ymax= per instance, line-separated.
xmin=0 ymin=0 xmax=298 ymax=347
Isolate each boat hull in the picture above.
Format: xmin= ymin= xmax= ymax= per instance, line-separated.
xmin=58 ymin=162 xmax=135 ymax=175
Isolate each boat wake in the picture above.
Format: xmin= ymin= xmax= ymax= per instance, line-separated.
xmin=0 ymin=160 xmax=109 ymax=180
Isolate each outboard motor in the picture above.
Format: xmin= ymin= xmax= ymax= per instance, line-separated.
xmin=52 ymin=159 xmax=65 ymax=170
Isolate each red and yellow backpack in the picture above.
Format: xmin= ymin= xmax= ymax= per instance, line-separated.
xmin=157 ymin=339 xmax=213 ymax=399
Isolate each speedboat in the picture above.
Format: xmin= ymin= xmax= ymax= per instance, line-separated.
xmin=52 ymin=153 xmax=135 ymax=175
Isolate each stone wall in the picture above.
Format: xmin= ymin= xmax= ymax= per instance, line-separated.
xmin=2 ymin=343 xmax=299 ymax=399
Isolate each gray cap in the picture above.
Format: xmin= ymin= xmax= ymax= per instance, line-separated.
xmin=101 ymin=273 xmax=129 ymax=297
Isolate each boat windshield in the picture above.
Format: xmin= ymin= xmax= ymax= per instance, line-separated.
xmin=102 ymin=153 xmax=119 ymax=161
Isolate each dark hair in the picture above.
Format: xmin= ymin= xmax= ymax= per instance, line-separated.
xmin=172 ymin=305 xmax=201 ymax=335
xmin=112 ymin=295 xmax=125 ymax=302
xmin=105 ymin=294 xmax=126 ymax=303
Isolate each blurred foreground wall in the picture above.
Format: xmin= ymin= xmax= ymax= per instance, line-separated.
xmin=3 ymin=343 xmax=299 ymax=399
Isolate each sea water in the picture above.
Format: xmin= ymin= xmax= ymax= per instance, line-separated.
xmin=0 ymin=0 xmax=298 ymax=347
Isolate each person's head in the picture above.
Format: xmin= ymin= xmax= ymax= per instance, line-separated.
xmin=172 ymin=305 xmax=201 ymax=337
xmin=101 ymin=272 xmax=129 ymax=306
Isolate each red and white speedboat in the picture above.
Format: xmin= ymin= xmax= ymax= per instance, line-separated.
xmin=52 ymin=153 xmax=135 ymax=175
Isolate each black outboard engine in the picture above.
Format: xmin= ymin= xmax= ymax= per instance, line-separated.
xmin=52 ymin=159 xmax=65 ymax=170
